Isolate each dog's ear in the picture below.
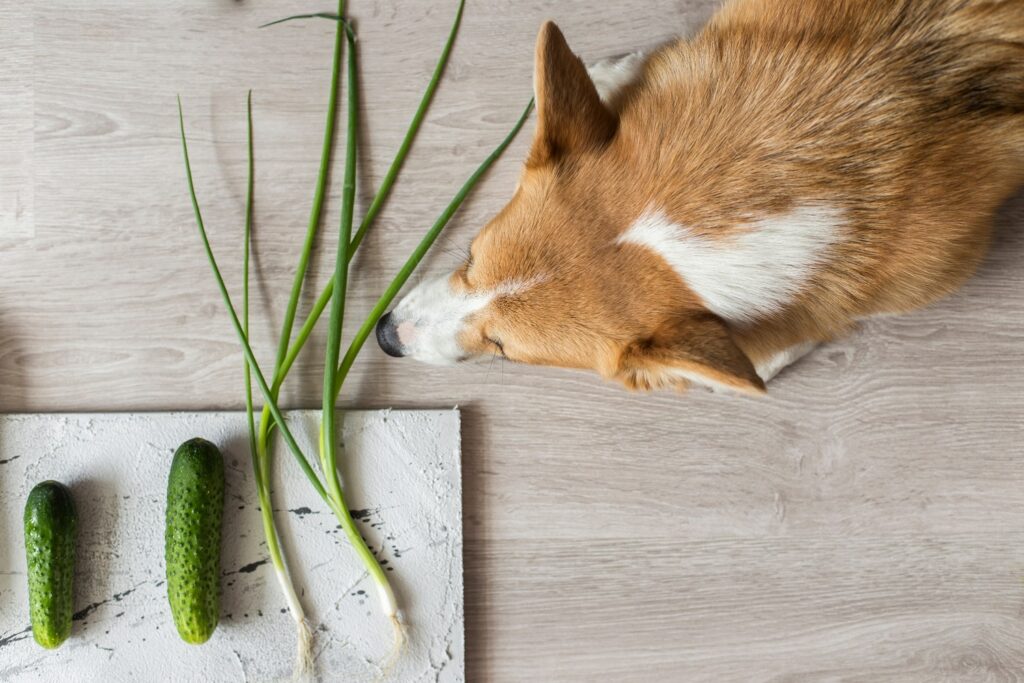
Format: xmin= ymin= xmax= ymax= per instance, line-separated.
xmin=614 ymin=313 xmax=767 ymax=396
xmin=529 ymin=21 xmax=618 ymax=166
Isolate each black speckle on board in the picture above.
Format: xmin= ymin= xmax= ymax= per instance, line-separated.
xmin=113 ymin=586 xmax=139 ymax=601
xmin=73 ymin=601 xmax=106 ymax=622
xmin=237 ymin=559 xmax=268 ymax=574
xmin=0 ymin=626 xmax=32 ymax=649
xmin=349 ymin=508 xmax=373 ymax=521
xmin=223 ymin=558 xmax=269 ymax=576
xmin=0 ymin=456 xmax=20 ymax=466
xmin=288 ymin=506 xmax=316 ymax=517
xmin=71 ymin=585 xmax=139 ymax=621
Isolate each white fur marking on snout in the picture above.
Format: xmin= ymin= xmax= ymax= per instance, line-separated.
xmin=391 ymin=274 xmax=543 ymax=365
xmin=618 ymin=206 xmax=844 ymax=323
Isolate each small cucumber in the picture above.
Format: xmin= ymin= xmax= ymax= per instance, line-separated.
xmin=24 ymin=480 xmax=77 ymax=649
xmin=165 ymin=438 xmax=224 ymax=644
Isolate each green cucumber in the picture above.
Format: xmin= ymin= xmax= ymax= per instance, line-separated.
xmin=24 ymin=480 xmax=77 ymax=649
xmin=165 ymin=437 xmax=224 ymax=644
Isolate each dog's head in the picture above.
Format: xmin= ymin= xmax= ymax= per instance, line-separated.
xmin=376 ymin=22 xmax=765 ymax=396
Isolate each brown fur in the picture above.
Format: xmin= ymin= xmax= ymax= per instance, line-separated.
xmin=453 ymin=0 xmax=1024 ymax=394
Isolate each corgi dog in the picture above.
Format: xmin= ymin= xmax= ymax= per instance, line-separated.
xmin=376 ymin=0 xmax=1024 ymax=396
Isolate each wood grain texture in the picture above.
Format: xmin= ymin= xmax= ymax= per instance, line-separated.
xmin=2 ymin=1 xmax=1023 ymax=680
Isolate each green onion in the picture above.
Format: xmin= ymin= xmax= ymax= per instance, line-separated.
xmin=243 ymin=89 xmax=257 ymax=523
xmin=248 ymin=3 xmax=347 ymax=670
xmin=250 ymin=0 xmax=347 ymax=551
xmin=259 ymin=12 xmax=344 ymax=29
xmin=317 ymin=15 xmax=405 ymax=652
xmin=240 ymin=3 xmax=347 ymax=672
xmin=181 ymin=89 xmax=532 ymax=679
xmin=258 ymin=3 xmax=403 ymax=652
xmin=241 ymin=91 xmax=314 ymax=678
xmin=322 ymin=20 xmax=358 ymax=495
xmin=180 ymin=0 xmax=533 ymax=671
xmin=268 ymin=0 xmax=345 ymax=391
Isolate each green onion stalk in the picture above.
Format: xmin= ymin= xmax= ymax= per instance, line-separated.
xmin=254 ymin=0 xmax=468 ymax=657
xmin=178 ymin=0 xmax=533 ymax=671
xmin=250 ymin=0 xmax=349 ymax=675
xmin=316 ymin=10 xmax=406 ymax=662
xmin=240 ymin=90 xmax=318 ymax=678
xmin=179 ymin=90 xmax=533 ymax=675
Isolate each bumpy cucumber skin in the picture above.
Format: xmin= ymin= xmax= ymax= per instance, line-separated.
xmin=165 ymin=438 xmax=224 ymax=645
xmin=24 ymin=480 xmax=77 ymax=650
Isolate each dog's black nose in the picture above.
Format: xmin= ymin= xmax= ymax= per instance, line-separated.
xmin=376 ymin=312 xmax=406 ymax=358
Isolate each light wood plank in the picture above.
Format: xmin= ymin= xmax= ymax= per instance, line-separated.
xmin=0 ymin=3 xmax=34 ymax=241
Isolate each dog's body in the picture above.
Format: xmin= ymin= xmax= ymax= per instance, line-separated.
xmin=378 ymin=0 xmax=1024 ymax=395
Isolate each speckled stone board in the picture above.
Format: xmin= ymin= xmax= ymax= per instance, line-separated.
xmin=0 ymin=410 xmax=463 ymax=682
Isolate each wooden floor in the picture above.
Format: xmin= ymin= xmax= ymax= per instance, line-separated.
xmin=3 ymin=1 xmax=1023 ymax=680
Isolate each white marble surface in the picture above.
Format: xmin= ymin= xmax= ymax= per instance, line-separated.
xmin=0 ymin=410 xmax=464 ymax=682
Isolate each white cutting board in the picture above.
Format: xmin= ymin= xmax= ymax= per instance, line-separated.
xmin=0 ymin=410 xmax=463 ymax=682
